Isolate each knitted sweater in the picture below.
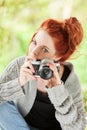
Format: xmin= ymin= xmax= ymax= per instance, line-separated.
xmin=0 ymin=56 xmax=86 ymax=130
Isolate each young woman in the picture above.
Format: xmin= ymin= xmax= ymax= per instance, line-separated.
xmin=0 ymin=17 xmax=86 ymax=130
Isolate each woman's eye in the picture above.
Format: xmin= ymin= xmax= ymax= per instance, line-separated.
xmin=42 ymin=48 xmax=48 ymax=53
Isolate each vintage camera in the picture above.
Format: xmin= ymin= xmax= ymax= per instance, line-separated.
xmin=31 ymin=58 xmax=60 ymax=80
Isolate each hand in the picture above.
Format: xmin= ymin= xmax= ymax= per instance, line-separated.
xmin=19 ymin=57 xmax=36 ymax=86
xmin=46 ymin=61 xmax=62 ymax=88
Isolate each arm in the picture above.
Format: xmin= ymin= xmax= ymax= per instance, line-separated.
xmin=46 ymin=73 xmax=86 ymax=130
xmin=0 ymin=56 xmax=25 ymax=102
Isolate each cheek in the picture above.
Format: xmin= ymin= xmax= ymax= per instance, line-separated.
xmin=28 ymin=44 xmax=33 ymax=54
xmin=37 ymin=52 xmax=55 ymax=59
xmin=36 ymin=50 xmax=46 ymax=59
xmin=44 ymin=53 xmax=55 ymax=59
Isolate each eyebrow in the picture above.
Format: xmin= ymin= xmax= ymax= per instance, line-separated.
xmin=32 ymin=38 xmax=50 ymax=50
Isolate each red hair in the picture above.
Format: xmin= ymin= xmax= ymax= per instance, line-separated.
xmin=29 ymin=17 xmax=83 ymax=62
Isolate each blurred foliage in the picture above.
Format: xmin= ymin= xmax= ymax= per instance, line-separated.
xmin=0 ymin=0 xmax=87 ymax=113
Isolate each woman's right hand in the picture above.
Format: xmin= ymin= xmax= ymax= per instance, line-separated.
xmin=19 ymin=57 xmax=36 ymax=87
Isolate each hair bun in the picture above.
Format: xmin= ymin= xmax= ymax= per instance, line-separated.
xmin=65 ymin=17 xmax=78 ymax=24
xmin=64 ymin=17 xmax=83 ymax=49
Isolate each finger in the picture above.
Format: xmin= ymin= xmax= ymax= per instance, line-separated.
xmin=25 ymin=56 xmax=30 ymax=61
xmin=47 ymin=62 xmax=57 ymax=72
xmin=47 ymin=63 xmax=60 ymax=80
xmin=25 ymin=56 xmax=36 ymax=61
xmin=23 ymin=61 xmax=35 ymax=73
xmin=20 ymin=68 xmax=36 ymax=80
xmin=28 ymin=62 xmax=35 ymax=73
xmin=24 ymin=72 xmax=36 ymax=80
xmin=21 ymin=67 xmax=34 ymax=75
xmin=25 ymin=56 xmax=33 ymax=61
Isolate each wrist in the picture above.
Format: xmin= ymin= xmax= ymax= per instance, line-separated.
xmin=46 ymin=80 xmax=63 ymax=88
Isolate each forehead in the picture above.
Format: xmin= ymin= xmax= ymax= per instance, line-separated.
xmin=34 ymin=30 xmax=55 ymax=50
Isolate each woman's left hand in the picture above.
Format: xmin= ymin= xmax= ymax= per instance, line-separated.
xmin=46 ymin=61 xmax=62 ymax=88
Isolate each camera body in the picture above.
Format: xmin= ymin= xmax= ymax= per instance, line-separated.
xmin=31 ymin=58 xmax=60 ymax=80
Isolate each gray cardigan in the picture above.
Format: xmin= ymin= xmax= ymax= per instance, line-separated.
xmin=0 ymin=56 xmax=86 ymax=130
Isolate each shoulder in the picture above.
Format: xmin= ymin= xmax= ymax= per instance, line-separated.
xmin=63 ymin=62 xmax=82 ymax=96
xmin=63 ymin=62 xmax=78 ymax=81
xmin=9 ymin=56 xmax=25 ymax=67
xmin=63 ymin=62 xmax=74 ymax=71
xmin=0 ymin=56 xmax=25 ymax=79
xmin=5 ymin=56 xmax=25 ymax=71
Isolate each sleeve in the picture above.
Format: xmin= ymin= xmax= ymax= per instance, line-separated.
xmin=46 ymin=78 xmax=87 ymax=130
xmin=0 ymin=57 xmax=25 ymax=103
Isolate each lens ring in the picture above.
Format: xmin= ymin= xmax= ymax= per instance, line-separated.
xmin=39 ymin=67 xmax=53 ymax=80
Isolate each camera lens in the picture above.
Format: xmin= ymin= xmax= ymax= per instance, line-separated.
xmin=39 ymin=66 xmax=53 ymax=80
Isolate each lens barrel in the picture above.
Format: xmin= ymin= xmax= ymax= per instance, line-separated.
xmin=39 ymin=66 xmax=53 ymax=80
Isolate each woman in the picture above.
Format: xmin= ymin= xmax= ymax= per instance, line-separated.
xmin=0 ymin=17 xmax=86 ymax=130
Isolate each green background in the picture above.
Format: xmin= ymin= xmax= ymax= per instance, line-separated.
xmin=0 ymin=1 xmax=87 ymax=128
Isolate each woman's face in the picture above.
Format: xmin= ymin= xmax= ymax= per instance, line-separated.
xmin=28 ymin=30 xmax=57 ymax=60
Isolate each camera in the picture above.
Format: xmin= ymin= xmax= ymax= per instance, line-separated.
xmin=31 ymin=58 xmax=60 ymax=80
